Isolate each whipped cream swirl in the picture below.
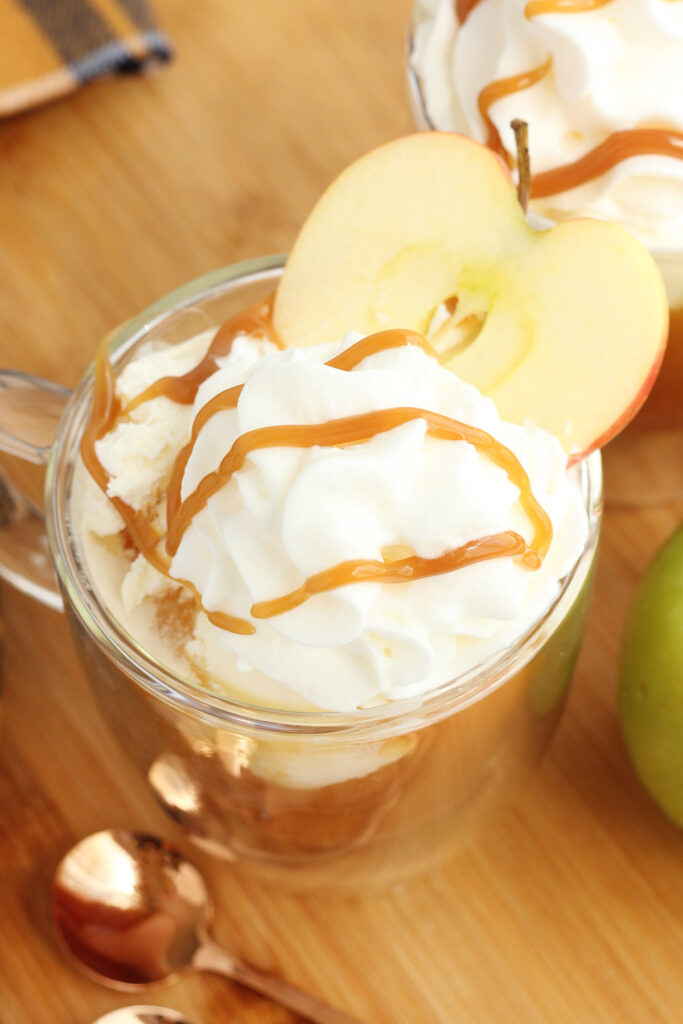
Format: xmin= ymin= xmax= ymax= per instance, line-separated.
xmin=80 ymin=328 xmax=587 ymax=713
xmin=411 ymin=0 xmax=683 ymax=250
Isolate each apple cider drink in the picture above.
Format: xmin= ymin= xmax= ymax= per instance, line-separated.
xmin=71 ymin=134 xmax=663 ymax=888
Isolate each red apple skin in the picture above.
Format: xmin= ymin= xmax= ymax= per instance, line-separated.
xmin=568 ymin=317 xmax=668 ymax=465
xmin=550 ymin=215 xmax=669 ymax=465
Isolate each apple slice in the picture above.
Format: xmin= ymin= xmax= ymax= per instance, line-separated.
xmin=273 ymin=132 xmax=668 ymax=459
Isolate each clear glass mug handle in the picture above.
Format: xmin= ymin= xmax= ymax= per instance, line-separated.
xmin=0 ymin=371 xmax=71 ymax=610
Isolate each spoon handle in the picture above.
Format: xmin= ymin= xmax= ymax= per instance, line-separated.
xmin=194 ymin=940 xmax=364 ymax=1024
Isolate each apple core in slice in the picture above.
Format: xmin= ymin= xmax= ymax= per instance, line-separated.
xmin=274 ymin=132 xmax=668 ymax=459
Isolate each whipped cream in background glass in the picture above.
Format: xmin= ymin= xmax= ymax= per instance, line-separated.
xmin=76 ymin=322 xmax=588 ymax=726
xmin=410 ymin=0 xmax=683 ymax=252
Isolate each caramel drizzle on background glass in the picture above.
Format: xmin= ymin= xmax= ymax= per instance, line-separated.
xmin=462 ymin=0 xmax=683 ymax=193
xmin=82 ymin=313 xmax=553 ymax=635
xmin=457 ymin=0 xmax=678 ymax=24
xmin=524 ymin=0 xmax=613 ymax=17
xmin=530 ymin=128 xmax=683 ymax=198
xmin=478 ymin=58 xmax=552 ymax=167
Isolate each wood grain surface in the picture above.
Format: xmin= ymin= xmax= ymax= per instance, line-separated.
xmin=1 ymin=2 xmax=682 ymax=1022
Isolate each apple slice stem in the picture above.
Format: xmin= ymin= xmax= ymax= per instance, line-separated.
xmin=511 ymin=119 xmax=530 ymax=214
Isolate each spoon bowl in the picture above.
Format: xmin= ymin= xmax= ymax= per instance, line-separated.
xmin=53 ymin=830 xmax=361 ymax=1024
xmin=53 ymin=830 xmax=207 ymax=988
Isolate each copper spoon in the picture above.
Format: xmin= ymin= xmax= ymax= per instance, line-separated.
xmin=53 ymin=830 xmax=361 ymax=1024
xmin=93 ymin=1009 xmax=192 ymax=1024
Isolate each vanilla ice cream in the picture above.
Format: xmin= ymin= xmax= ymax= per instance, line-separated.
xmin=75 ymin=321 xmax=588 ymax=717
xmin=410 ymin=0 xmax=683 ymax=250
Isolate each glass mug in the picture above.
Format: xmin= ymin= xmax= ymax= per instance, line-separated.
xmin=406 ymin=17 xmax=683 ymax=506
xmin=0 ymin=257 xmax=602 ymax=891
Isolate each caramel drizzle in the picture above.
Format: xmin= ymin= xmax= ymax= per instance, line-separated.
xmin=81 ymin=353 xmax=255 ymax=633
xmin=476 ymin=55 xmax=683 ymax=195
xmin=457 ymin=0 xmax=618 ymax=26
xmin=80 ymin=341 xmax=165 ymax=572
xmin=530 ymin=128 xmax=683 ymax=198
xmin=166 ymin=329 xmax=436 ymax=527
xmin=166 ymin=405 xmax=552 ymax=565
xmin=251 ymin=533 xmax=533 ymax=619
xmin=123 ymin=294 xmax=281 ymax=416
xmin=166 ymin=384 xmax=243 ymax=529
xmin=326 ymin=328 xmax=436 ymax=370
xmin=457 ymin=0 xmax=682 ymax=26
xmin=455 ymin=0 xmax=485 ymax=23
xmin=525 ymin=0 xmax=613 ymax=17
xmin=84 ymin=316 xmax=553 ymax=635
xmin=80 ymin=299 xmax=283 ymax=637
xmin=477 ymin=58 xmax=552 ymax=166
xmin=467 ymin=0 xmax=682 ymax=183
xmin=176 ymin=575 xmax=256 ymax=636
xmin=471 ymin=0 xmax=682 ymax=190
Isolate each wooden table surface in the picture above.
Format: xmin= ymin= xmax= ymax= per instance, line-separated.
xmin=1 ymin=2 xmax=682 ymax=1022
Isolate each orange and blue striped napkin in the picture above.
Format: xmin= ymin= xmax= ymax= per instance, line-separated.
xmin=0 ymin=0 xmax=170 ymax=117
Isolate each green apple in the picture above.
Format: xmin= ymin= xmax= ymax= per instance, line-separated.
xmin=620 ymin=526 xmax=683 ymax=828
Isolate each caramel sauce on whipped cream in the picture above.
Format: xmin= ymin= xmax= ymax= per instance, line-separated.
xmin=455 ymin=0 xmax=484 ymax=23
xmin=81 ymin=311 xmax=553 ymax=637
xmin=524 ymin=0 xmax=613 ymax=18
xmin=477 ymin=58 xmax=552 ymax=166
xmin=529 ymin=128 xmax=683 ymax=199
xmin=456 ymin=0 xmax=683 ymax=197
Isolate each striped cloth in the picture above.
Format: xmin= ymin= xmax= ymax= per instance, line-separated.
xmin=0 ymin=0 xmax=171 ymax=117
